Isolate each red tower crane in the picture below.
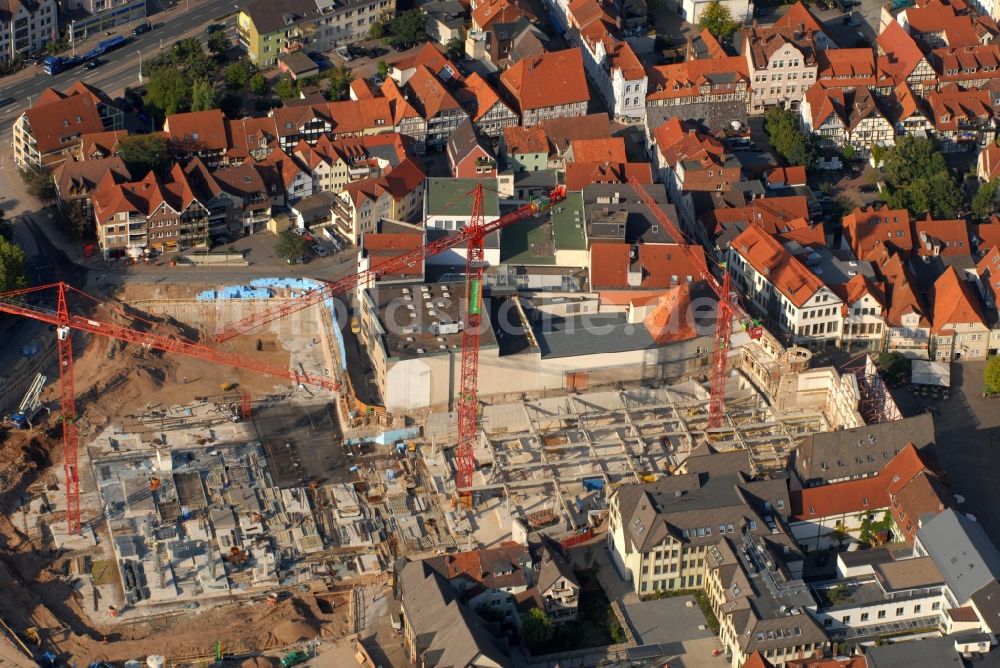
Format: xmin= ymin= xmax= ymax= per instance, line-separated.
xmin=0 ymin=282 xmax=342 ymax=534
xmin=627 ymin=179 xmax=761 ymax=429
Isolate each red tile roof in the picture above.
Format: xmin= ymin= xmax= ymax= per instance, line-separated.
xmin=589 ymin=241 xmax=703 ymax=290
xmin=914 ymin=217 xmax=970 ymax=257
xmin=880 ymin=251 xmax=930 ymax=328
xmin=502 ymin=124 xmax=549 ymax=154
xmin=817 ymin=48 xmax=876 ymax=85
xmin=645 ymin=56 xmax=750 ymax=104
xmin=843 ymin=205 xmax=912 ymax=261
xmin=472 ymin=0 xmax=535 ymax=30
xmin=926 ymin=84 xmax=992 ymax=132
xmin=731 ymin=223 xmax=825 ymax=308
xmin=766 ymin=166 xmax=807 ymax=187
xmin=930 ymin=265 xmax=986 ymax=333
xmin=363 ymin=231 xmax=424 ymax=277
xmin=569 ymin=137 xmax=627 ymax=163
xmin=876 ymin=21 xmax=929 ymax=87
xmin=25 ymin=93 xmax=106 ymax=156
xmin=500 ymin=48 xmax=590 ymax=113
xmin=605 ymin=39 xmax=645 ymax=81
xmin=741 ymin=652 xmax=774 ymax=668
xmin=164 ymin=109 xmax=229 ymax=151
xmin=455 ymin=72 xmax=509 ymax=122
xmin=790 ymin=443 xmax=928 ymax=520
xmin=975 ymin=219 xmax=1000 ymax=251
xmin=564 ymin=161 xmax=652 ymax=191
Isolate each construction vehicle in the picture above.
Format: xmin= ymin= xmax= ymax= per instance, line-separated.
xmin=8 ymin=373 xmax=46 ymax=429
xmin=280 ymin=651 xmax=309 ymax=667
xmin=23 ymin=627 xmax=40 ymax=645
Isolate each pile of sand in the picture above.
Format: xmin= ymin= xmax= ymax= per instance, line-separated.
xmin=271 ymin=618 xmax=320 ymax=645
xmin=240 ymin=657 xmax=278 ymax=668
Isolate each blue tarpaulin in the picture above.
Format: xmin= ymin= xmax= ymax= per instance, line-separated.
xmin=195 ymin=278 xmax=347 ymax=371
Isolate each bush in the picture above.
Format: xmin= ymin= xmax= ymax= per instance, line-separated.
xmin=985 ymin=356 xmax=1000 ymax=395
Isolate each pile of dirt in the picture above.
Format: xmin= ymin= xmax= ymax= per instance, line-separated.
xmin=270 ymin=619 xmax=320 ymax=645
xmin=240 ymin=656 xmax=278 ymax=667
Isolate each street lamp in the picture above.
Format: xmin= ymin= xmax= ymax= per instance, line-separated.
xmin=70 ymin=20 xmax=76 ymax=57
xmin=136 ymin=50 xmax=142 ymax=86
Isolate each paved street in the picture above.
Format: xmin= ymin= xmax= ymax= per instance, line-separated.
xmin=0 ymin=0 xmax=238 ymax=130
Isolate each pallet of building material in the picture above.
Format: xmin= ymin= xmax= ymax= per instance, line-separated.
xmin=526 ymin=509 xmax=558 ymax=528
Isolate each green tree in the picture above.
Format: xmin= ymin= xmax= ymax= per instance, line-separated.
xmin=225 ymin=60 xmax=255 ymax=90
xmin=144 ymin=66 xmax=190 ymax=118
xmin=878 ymin=351 xmax=911 ymax=383
xmin=191 ymin=78 xmax=216 ymax=112
xmin=0 ymin=235 xmax=28 ymax=293
xmin=23 ymin=171 xmax=56 ymax=202
xmin=249 ymin=72 xmax=269 ymax=97
xmin=208 ymin=29 xmax=231 ymax=57
xmin=377 ymin=59 xmax=390 ymax=79
xmin=326 ymin=65 xmax=354 ymax=101
xmin=985 ymin=355 xmax=1000 ymax=395
xmin=274 ymin=75 xmax=297 ymax=100
xmin=698 ymin=0 xmax=739 ymax=41
xmin=446 ymin=31 xmax=465 ymax=61
xmin=882 ymin=135 xmax=948 ymax=186
xmin=369 ymin=19 xmax=388 ymax=39
xmin=521 ymin=608 xmax=553 ymax=651
xmin=972 ymin=178 xmax=999 ymax=222
xmin=117 ymin=134 xmax=170 ymax=176
xmin=389 ymin=9 xmax=427 ymax=45
xmin=829 ymin=526 xmax=850 ymax=549
xmin=275 ymin=229 xmax=309 ymax=260
xmin=764 ymin=106 xmax=816 ymax=168
xmin=63 ymin=205 xmax=94 ymax=240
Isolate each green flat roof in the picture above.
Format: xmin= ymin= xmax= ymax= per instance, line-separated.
xmin=500 ymin=192 xmax=586 ymax=265
xmin=426 ymin=178 xmax=500 ymax=217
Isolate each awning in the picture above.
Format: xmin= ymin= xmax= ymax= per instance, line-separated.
xmin=912 ymin=360 xmax=951 ymax=387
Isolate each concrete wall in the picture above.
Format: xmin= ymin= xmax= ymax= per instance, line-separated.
xmin=383 ymin=337 xmax=712 ymax=412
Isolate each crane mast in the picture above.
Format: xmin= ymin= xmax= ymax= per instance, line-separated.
xmin=626 ymin=179 xmax=760 ymax=429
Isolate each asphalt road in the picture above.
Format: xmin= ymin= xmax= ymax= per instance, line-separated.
xmin=0 ymin=0 xmax=238 ymax=127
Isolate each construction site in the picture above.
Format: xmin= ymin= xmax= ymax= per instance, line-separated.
xmin=0 ymin=186 xmax=903 ymax=666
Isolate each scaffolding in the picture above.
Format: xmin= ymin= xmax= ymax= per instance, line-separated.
xmin=841 ymin=353 xmax=903 ymax=424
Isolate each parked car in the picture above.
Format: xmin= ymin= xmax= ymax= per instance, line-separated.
xmin=859 ymin=183 xmax=877 ymax=193
xmin=335 ymin=46 xmax=353 ymax=61
xmin=132 ymin=22 xmax=152 ymax=35
xmin=367 ymin=46 xmax=387 ymax=58
xmin=312 ymin=244 xmax=329 ymax=257
xmin=391 ymin=42 xmax=410 ymax=51
xmin=205 ymin=23 xmax=225 ymax=33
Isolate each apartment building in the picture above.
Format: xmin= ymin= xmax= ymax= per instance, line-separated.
xmin=237 ymin=0 xmax=396 ymax=67
xmin=741 ymin=3 xmax=833 ymax=113
xmin=729 ymin=224 xmax=844 ymax=348
xmin=400 ymin=65 xmax=469 ymax=149
xmin=0 ymin=0 xmax=57 ymax=62
xmin=645 ymin=55 xmax=752 ymax=125
xmin=92 ymin=166 xmax=210 ymax=259
xmin=13 ymin=83 xmax=124 ymax=170
xmin=331 ymin=158 xmax=425 ymax=243
xmin=52 ymin=157 xmax=131 ymax=221
xmin=837 ymin=274 xmax=887 ymax=353
xmin=607 ymin=448 xmax=794 ymax=596
xmin=929 ymin=266 xmax=990 ymax=361
xmin=454 ymin=72 xmax=520 ymax=138
xmin=499 ymin=48 xmax=590 ymax=126
xmin=800 ymin=84 xmax=895 ymax=157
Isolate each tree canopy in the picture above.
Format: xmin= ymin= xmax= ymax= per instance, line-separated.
xmin=249 ymin=72 xmax=269 ymax=97
xmin=143 ymin=38 xmax=219 ymax=122
xmin=191 ymin=78 xmax=216 ymax=112
xmin=388 ymin=9 xmax=427 ymax=45
xmin=23 ymin=171 xmax=56 ymax=202
xmin=207 ymin=30 xmax=231 ymax=57
xmin=0 ymin=234 xmax=28 ymax=293
xmin=326 ymin=65 xmax=354 ymax=101
xmin=225 ymin=60 xmax=256 ymax=91
xmin=698 ymin=0 xmax=739 ymax=41
xmin=764 ymin=107 xmax=816 ymax=168
xmin=972 ymin=178 xmax=999 ymax=222
xmin=521 ymin=608 xmax=553 ymax=652
xmin=985 ymin=356 xmax=1000 ymax=395
xmin=118 ymin=134 xmax=170 ymax=177
xmin=881 ymin=137 xmax=965 ymax=218
xmin=275 ymin=229 xmax=309 ymax=260
xmin=882 ymin=136 xmax=948 ymax=186
xmin=274 ymin=75 xmax=297 ymax=100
